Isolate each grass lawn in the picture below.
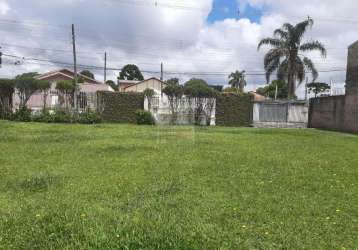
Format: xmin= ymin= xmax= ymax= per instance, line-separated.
xmin=0 ymin=121 xmax=357 ymax=249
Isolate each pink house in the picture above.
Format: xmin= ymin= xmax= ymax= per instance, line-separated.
xmin=14 ymin=69 xmax=114 ymax=110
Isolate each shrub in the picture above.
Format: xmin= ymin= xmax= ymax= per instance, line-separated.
xmin=11 ymin=107 xmax=32 ymax=122
xmin=78 ymin=111 xmax=102 ymax=124
xmin=135 ymin=110 xmax=155 ymax=125
xmin=52 ymin=110 xmax=73 ymax=123
xmin=32 ymin=109 xmax=54 ymax=123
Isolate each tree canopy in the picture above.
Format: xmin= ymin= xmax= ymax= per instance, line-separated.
xmin=256 ymin=80 xmax=288 ymax=99
xmin=258 ymin=17 xmax=326 ymax=99
xmin=80 ymin=70 xmax=95 ymax=79
xmin=184 ymin=78 xmax=217 ymax=98
xmin=228 ymin=71 xmax=246 ymax=92
xmin=119 ymin=64 xmax=144 ymax=81
xmin=106 ymin=80 xmax=118 ymax=91
xmin=166 ymin=78 xmax=179 ymax=86
xmin=307 ymin=82 xmax=330 ymax=98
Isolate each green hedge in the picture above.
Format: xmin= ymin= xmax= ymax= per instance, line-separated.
xmin=97 ymin=92 xmax=144 ymax=123
xmin=215 ymin=93 xmax=253 ymax=127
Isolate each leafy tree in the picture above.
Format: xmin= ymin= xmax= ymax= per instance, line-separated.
xmin=0 ymin=79 xmax=15 ymax=118
xmin=37 ymin=80 xmax=51 ymax=110
xmin=163 ymin=84 xmax=184 ymax=124
xmin=56 ymin=80 xmax=78 ymax=110
xmin=184 ymin=78 xmax=217 ymax=125
xmin=210 ymin=85 xmax=224 ymax=92
xmin=14 ymin=73 xmax=45 ymax=108
xmin=228 ymin=70 xmax=246 ymax=92
xmin=258 ymin=17 xmax=326 ymax=99
xmin=80 ymin=70 xmax=95 ymax=79
xmin=256 ymin=80 xmax=288 ymax=99
xmin=143 ymin=88 xmax=156 ymax=110
xmin=106 ymin=80 xmax=118 ymax=91
xmin=166 ymin=78 xmax=179 ymax=85
xmin=307 ymin=82 xmax=330 ymax=98
xmin=119 ymin=64 xmax=144 ymax=81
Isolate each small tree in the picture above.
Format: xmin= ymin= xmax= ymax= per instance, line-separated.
xmin=163 ymin=84 xmax=184 ymax=124
xmin=15 ymin=73 xmax=42 ymax=109
xmin=0 ymin=79 xmax=15 ymax=118
xmin=166 ymin=78 xmax=179 ymax=85
xmin=143 ymin=88 xmax=156 ymax=111
xmin=37 ymin=80 xmax=51 ymax=110
xmin=56 ymin=80 xmax=77 ymax=110
xmin=119 ymin=64 xmax=144 ymax=81
xmin=229 ymin=70 xmax=247 ymax=92
xmin=80 ymin=70 xmax=95 ymax=79
xmin=256 ymin=80 xmax=288 ymax=99
xmin=184 ymin=79 xmax=217 ymax=125
xmin=307 ymin=82 xmax=330 ymax=98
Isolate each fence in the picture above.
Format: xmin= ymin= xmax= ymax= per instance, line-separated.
xmin=253 ymin=100 xmax=308 ymax=128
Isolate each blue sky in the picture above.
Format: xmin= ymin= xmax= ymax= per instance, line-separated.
xmin=207 ymin=0 xmax=263 ymax=23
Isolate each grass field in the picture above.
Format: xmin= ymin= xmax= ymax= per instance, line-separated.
xmin=0 ymin=121 xmax=357 ymax=249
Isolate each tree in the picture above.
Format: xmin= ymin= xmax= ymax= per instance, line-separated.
xmin=163 ymin=84 xmax=184 ymax=124
xmin=80 ymin=70 xmax=94 ymax=79
xmin=0 ymin=79 xmax=15 ymax=118
xmin=56 ymin=80 xmax=78 ymax=110
xmin=166 ymin=78 xmax=179 ymax=85
xmin=37 ymin=80 xmax=51 ymax=110
xmin=14 ymin=72 xmax=43 ymax=109
xmin=258 ymin=17 xmax=326 ymax=99
xmin=143 ymin=88 xmax=156 ymax=111
xmin=184 ymin=78 xmax=217 ymax=125
xmin=229 ymin=70 xmax=246 ymax=92
xmin=256 ymin=80 xmax=288 ymax=99
xmin=119 ymin=64 xmax=144 ymax=81
xmin=106 ymin=80 xmax=118 ymax=91
xmin=307 ymin=82 xmax=330 ymax=98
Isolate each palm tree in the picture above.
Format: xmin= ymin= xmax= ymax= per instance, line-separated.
xmin=229 ymin=70 xmax=247 ymax=92
xmin=258 ymin=18 xmax=326 ymax=99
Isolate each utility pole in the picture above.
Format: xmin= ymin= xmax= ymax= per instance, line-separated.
xmin=72 ymin=24 xmax=78 ymax=112
xmin=104 ymin=52 xmax=107 ymax=83
xmin=0 ymin=46 xmax=2 ymax=68
xmin=305 ymin=77 xmax=308 ymax=101
xmin=160 ymin=62 xmax=163 ymax=81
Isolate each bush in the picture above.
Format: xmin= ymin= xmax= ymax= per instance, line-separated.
xmin=52 ymin=110 xmax=73 ymax=123
xmin=78 ymin=111 xmax=102 ymax=124
xmin=11 ymin=107 xmax=32 ymax=122
xmin=32 ymin=110 xmax=54 ymax=123
xmin=135 ymin=110 xmax=155 ymax=125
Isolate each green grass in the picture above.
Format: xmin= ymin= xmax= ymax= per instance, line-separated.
xmin=0 ymin=121 xmax=357 ymax=250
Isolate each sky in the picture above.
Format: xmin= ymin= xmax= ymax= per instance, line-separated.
xmin=0 ymin=0 xmax=357 ymax=97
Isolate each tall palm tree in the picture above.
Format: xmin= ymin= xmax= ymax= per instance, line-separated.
xmin=229 ymin=70 xmax=247 ymax=92
xmin=258 ymin=18 xmax=326 ymax=99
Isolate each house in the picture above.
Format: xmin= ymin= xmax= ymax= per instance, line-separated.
xmin=122 ymin=77 xmax=167 ymax=94
xmin=117 ymin=79 xmax=140 ymax=92
xmin=14 ymin=69 xmax=114 ymax=110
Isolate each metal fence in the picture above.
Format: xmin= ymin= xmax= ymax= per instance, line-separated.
xmin=253 ymin=101 xmax=308 ymax=128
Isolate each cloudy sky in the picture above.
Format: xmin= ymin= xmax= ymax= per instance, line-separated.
xmin=0 ymin=0 xmax=357 ymax=96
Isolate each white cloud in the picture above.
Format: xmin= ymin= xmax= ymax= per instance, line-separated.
xmin=0 ymin=0 xmax=10 ymax=15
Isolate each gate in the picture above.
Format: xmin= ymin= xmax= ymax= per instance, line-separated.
xmin=253 ymin=101 xmax=308 ymax=128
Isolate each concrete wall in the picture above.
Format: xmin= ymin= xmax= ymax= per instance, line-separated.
xmin=308 ymin=40 xmax=358 ymax=133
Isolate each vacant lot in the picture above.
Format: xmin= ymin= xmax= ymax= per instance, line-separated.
xmin=0 ymin=121 xmax=357 ymax=249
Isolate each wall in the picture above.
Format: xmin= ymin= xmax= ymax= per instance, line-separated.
xmin=97 ymin=91 xmax=144 ymax=123
xmin=215 ymin=93 xmax=252 ymax=127
xmin=253 ymin=101 xmax=308 ymax=128
xmin=308 ymin=95 xmax=358 ymax=133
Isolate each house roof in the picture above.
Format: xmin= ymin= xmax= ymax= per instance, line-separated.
xmin=36 ymin=69 xmax=103 ymax=84
xmin=123 ymin=77 xmax=167 ymax=90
